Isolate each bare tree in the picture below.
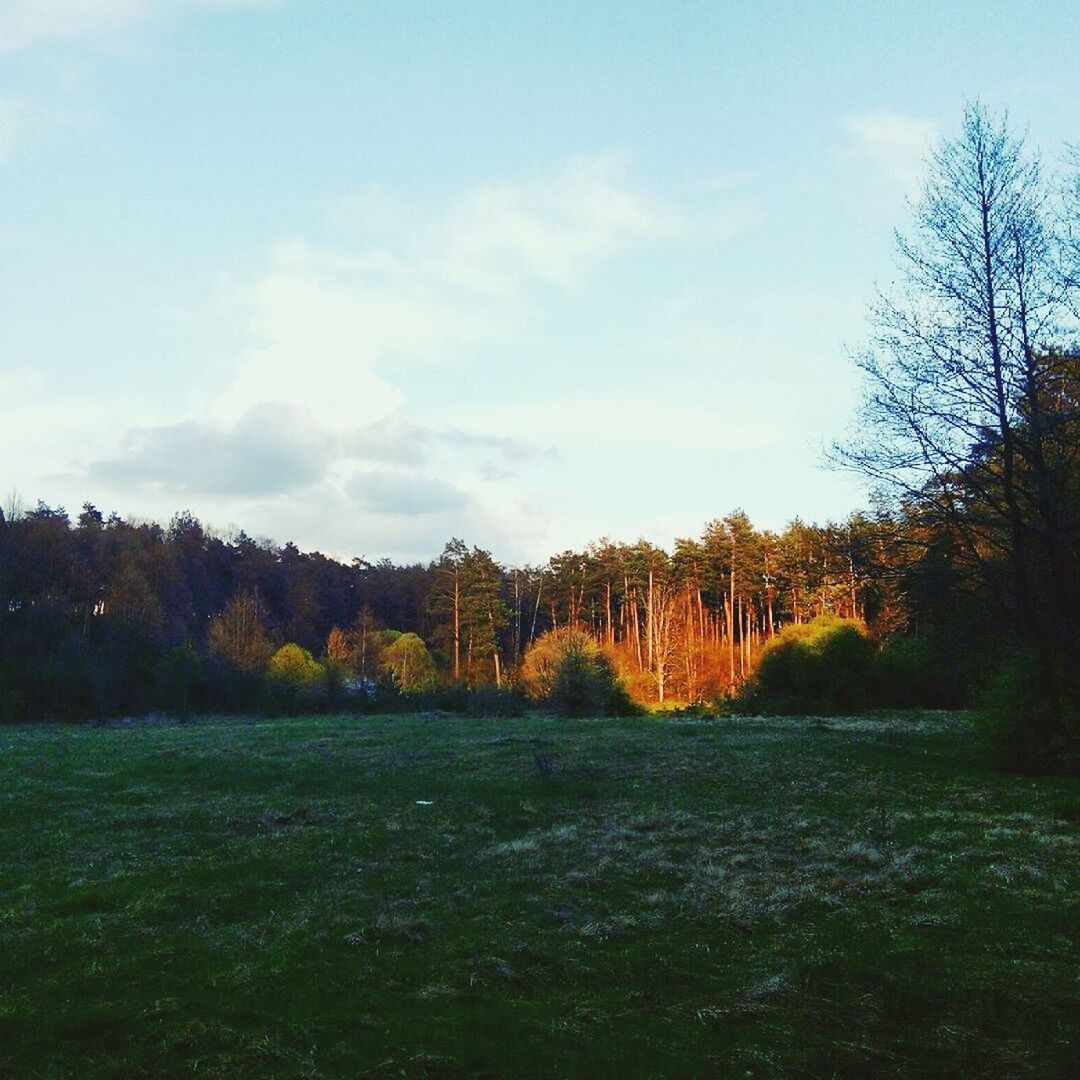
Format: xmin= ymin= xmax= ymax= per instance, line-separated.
xmin=837 ymin=103 xmax=1079 ymax=759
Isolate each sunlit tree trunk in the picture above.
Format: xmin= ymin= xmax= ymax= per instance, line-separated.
xmin=848 ymin=547 xmax=858 ymax=620
xmin=764 ymin=550 xmax=775 ymax=638
xmin=646 ymin=568 xmax=654 ymax=673
xmin=453 ymin=573 xmax=461 ymax=681
xmin=684 ymin=588 xmax=696 ymax=702
xmin=529 ymin=572 xmax=543 ymax=646
xmin=489 ymin=609 xmax=502 ymax=687
xmin=726 ymin=589 xmax=735 ymax=688
xmin=739 ymin=597 xmax=747 ymax=679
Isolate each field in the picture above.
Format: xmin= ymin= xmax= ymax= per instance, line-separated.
xmin=1 ymin=711 xmax=1078 ymax=1078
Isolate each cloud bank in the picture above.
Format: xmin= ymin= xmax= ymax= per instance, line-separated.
xmin=77 ymin=157 xmax=673 ymax=553
xmin=90 ymin=404 xmax=547 ymax=497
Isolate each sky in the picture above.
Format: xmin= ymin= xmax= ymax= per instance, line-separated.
xmin=2 ymin=1 xmax=1078 ymax=564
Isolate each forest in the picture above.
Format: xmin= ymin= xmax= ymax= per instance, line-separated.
xmin=0 ymin=500 xmax=964 ymax=713
xmin=2 ymin=106 xmax=1079 ymax=774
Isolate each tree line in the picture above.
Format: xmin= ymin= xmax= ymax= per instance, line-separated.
xmin=0 ymin=494 xmax=990 ymax=719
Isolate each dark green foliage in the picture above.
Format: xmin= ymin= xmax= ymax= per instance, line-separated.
xmin=461 ymin=685 xmax=528 ymax=717
xmin=263 ymin=680 xmax=330 ymax=718
xmin=261 ymin=645 xmax=328 ymax=716
xmin=606 ymin=677 xmax=642 ymax=717
xmin=743 ymin=616 xmax=878 ymax=714
xmin=837 ymin=106 xmax=1080 ymax=774
xmin=743 ymin=618 xmax=968 ymax=715
xmin=550 ymin=647 xmax=636 ymax=717
xmin=976 ymin=650 xmax=1080 ymax=776
xmin=0 ymin=502 xmax=398 ymax=720
xmin=0 ymin=668 xmax=27 ymax=723
xmin=0 ymin=490 xmax=1070 ymax=762
xmin=522 ymin=628 xmax=639 ymax=717
xmin=877 ymin=635 xmax=967 ymax=709
xmin=399 ymin=683 xmax=470 ymax=713
xmin=154 ymin=643 xmax=205 ymax=719
xmin=549 ymin=645 xmax=609 ymax=717
xmin=199 ymin=658 xmax=264 ymax=715
xmin=350 ymin=683 xmax=528 ymax=717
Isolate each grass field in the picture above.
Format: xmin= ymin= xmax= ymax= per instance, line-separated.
xmin=1 ymin=711 xmax=1078 ymax=1078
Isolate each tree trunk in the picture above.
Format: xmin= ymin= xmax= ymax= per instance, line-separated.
xmin=646 ymin=568 xmax=654 ymax=672
xmin=489 ymin=609 xmax=502 ymax=688
xmin=453 ymin=572 xmax=461 ymax=681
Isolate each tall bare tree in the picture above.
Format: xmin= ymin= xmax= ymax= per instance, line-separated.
xmin=837 ymin=103 xmax=1079 ymax=762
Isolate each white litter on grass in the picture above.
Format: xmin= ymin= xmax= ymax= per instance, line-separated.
xmin=415 ymin=800 xmax=434 ymax=806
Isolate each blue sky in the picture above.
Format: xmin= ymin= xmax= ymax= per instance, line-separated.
xmin=2 ymin=1 xmax=1078 ymax=562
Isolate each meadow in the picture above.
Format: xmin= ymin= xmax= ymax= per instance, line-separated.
xmin=1 ymin=711 xmax=1077 ymax=1078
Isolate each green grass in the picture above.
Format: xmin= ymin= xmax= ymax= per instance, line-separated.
xmin=1 ymin=711 xmax=1077 ymax=1078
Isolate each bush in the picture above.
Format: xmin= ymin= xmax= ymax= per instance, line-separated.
xmin=976 ymin=649 xmax=1080 ymax=775
xmin=407 ymin=684 xmax=470 ymax=713
xmin=522 ymin=628 xmax=636 ymax=717
xmin=521 ymin=627 xmax=592 ymax=699
xmin=549 ymin=647 xmax=607 ymax=717
xmin=155 ymin=642 xmax=205 ymax=719
xmin=743 ymin=615 xmax=878 ymax=714
xmin=368 ymin=684 xmax=528 ymax=717
xmin=268 ymin=643 xmax=324 ymax=687
xmin=877 ymin=635 xmax=964 ymax=708
xmin=265 ymin=643 xmax=327 ymax=715
xmin=380 ymin=632 xmax=438 ymax=693
xmin=462 ymin=686 xmax=528 ymax=717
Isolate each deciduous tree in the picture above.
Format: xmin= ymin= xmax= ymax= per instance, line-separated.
xmin=837 ymin=103 xmax=1080 ymax=767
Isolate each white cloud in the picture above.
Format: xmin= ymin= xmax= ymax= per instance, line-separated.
xmin=0 ymin=0 xmax=275 ymax=50
xmin=212 ymin=268 xmax=412 ymax=430
xmin=346 ymin=470 xmax=471 ymax=517
xmin=80 ymin=158 xmax=676 ymax=547
xmin=436 ymin=155 xmax=683 ymax=293
xmin=196 ymin=158 xmax=677 ymax=518
xmin=447 ymin=394 xmax=784 ymax=454
xmin=0 ymin=387 xmax=128 ymax=504
xmin=213 ymin=158 xmax=681 ymax=427
xmin=845 ymin=112 xmax=938 ymax=191
xmin=238 ymin=480 xmax=522 ymax=565
xmin=87 ymin=403 xmax=550 ymax=498
xmin=90 ymin=402 xmax=332 ymax=495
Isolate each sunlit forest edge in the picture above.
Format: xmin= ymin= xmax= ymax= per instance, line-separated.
xmin=1 ymin=497 xmax=949 ymax=715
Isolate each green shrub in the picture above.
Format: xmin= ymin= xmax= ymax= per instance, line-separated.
xmin=744 ymin=615 xmax=878 ymax=714
xmin=549 ymin=646 xmax=608 ymax=717
xmin=380 ymin=632 xmax=437 ymax=693
xmin=462 ymin=686 xmax=528 ymax=717
xmin=155 ymin=642 xmax=204 ymax=719
xmin=268 ymin=643 xmax=324 ymax=687
xmin=876 ymin=635 xmax=964 ymax=708
xmin=976 ymin=649 xmax=1080 ymax=775
xmin=522 ymin=628 xmax=636 ymax=717
xmin=265 ymin=643 xmax=327 ymax=715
